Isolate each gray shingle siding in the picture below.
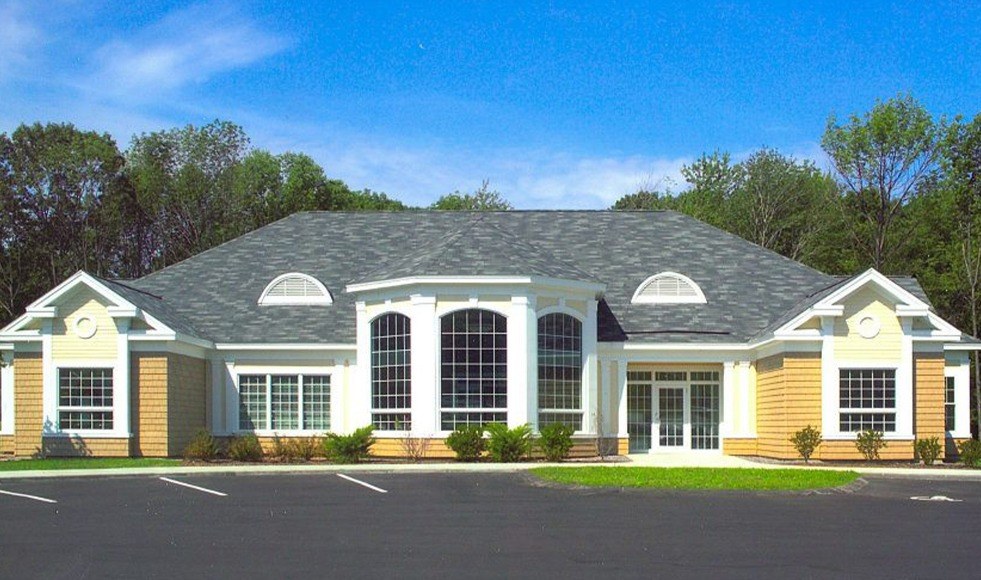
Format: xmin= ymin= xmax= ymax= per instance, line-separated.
xmin=117 ymin=210 xmax=934 ymax=345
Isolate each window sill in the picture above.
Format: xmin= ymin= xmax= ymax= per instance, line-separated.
xmin=44 ymin=431 xmax=133 ymax=439
xmin=823 ymin=433 xmax=913 ymax=441
xmin=235 ymin=430 xmax=331 ymax=437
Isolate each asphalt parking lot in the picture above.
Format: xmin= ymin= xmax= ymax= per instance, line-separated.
xmin=1 ymin=472 xmax=979 ymax=579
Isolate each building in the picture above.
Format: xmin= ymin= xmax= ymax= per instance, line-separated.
xmin=0 ymin=211 xmax=975 ymax=459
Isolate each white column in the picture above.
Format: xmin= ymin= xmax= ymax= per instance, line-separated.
xmin=224 ymin=358 xmax=238 ymax=433
xmin=721 ymin=360 xmax=735 ymax=437
xmin=583 ymin=299 xmax=599 ymax=434
xmin=820 ymin=316 xmax=837 ymax=437
xmin=954 ymin=356 xmax=971 ymax=438
xmin=896 ymin=317 xmax=914 ymax=438
xmin=737 ymin=361 xmax=753 ymax=436
xmin=507 ymin=296 xmax=535 ymax=428
xmin=41 ymin=320 xmax=57 ymax=435
xmin=352 ymin=301 xmax=371 ymax=433
xmin=210 ymin=356 xmax=226 ymax=434
xmin=113 ymin=317 xmax=131 ymax=437
xmin=617 ymin=357 xmax=628 ymax=438
xmin=410 ymin=294 xmax=438 ymax=436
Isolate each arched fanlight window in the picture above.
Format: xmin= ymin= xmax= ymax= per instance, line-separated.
xmin=258 ymin=273 xmax=332 ymax=305
xmin=631 ymin=272 xmax=706 ymax=304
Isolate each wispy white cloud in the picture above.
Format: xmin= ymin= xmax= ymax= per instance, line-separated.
xmin=258 ymin=125 xmax=691 ymax=209
xmin=0 ymin=1 xmax=41 ymax=82
xmin=86 ymin=3 xmax=287 ymax=100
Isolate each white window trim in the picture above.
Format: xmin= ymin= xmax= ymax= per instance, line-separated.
xmin=825 ymin=364 xmax=909 ymax=441
xmin=945 ymin=362 xmax=971 ymax=439
xmin=258 ymin=273 xmax=333 ymax=306
xmin=234 ymin=367 xmax=334 ymax=435
xmin=48 ymin=360 xmax=128 ymax=439
xmin=631 ymin=272 xmax=707 ymax=305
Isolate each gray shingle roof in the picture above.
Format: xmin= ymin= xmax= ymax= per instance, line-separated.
xmin=115 ymin=210 xmax=934 ymax=345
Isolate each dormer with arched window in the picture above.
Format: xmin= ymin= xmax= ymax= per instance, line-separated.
xmin=258 ymin=273 xmax=332 ymax=305
xmin=631 ymin=272 xmax=706 ymax=304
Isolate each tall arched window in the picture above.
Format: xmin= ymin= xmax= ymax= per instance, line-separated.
xmin=371 ymin=313 xmax=411 ymax=430
xmin=440 ymin=309 xmax=507 ymax=430
xmin=537 ymin=313 xmax=583 ymax=430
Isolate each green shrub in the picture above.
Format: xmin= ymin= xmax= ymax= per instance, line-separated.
xmin=958 ymin=439 xmax=981 ymax=467
xmin=183 ymin=430 xmax=219 ymax=460
xmin=275 ymin=436 xmax=322 ymax=462
xmin=538 ymin=423 xmax=574 ymax=462
xmin=789 ymin=425 xmax=822 ymax=463
xmin=914 ymin=437 xmax=942 ymax=465
xmin=855 ymin=429 xmax=887 ymax=461
xmin=324 ymin=426 xmax=375 ymax=463
xmin=446 ymin=425 xmax=486 ymax=462
xmin=485 ymin=423 xmax=533 ymax=462
xmin=228 ymin=434 xmax=264 ymax=462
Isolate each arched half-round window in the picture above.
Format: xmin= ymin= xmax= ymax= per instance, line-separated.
xmin=258 ymin=273 xmax=332 ymax=305
xmin=631 ymin=272 xmax=706 ymax=304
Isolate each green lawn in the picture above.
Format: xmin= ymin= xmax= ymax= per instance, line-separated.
xmin=0 ymin=458 xmax=181 ymax=472
xmin=529 ymin=466 xmax=860 ymax=490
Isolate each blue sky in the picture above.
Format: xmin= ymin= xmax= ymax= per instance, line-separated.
xmin=1 ymin=1 xmax=979 ymax=208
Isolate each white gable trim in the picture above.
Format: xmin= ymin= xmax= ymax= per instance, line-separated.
xmin=774 ymin=269 xmax=950 ymax=338
xmin=346 ymin=276 xmax=605 ymax=296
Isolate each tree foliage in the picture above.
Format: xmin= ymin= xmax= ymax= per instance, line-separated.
xmin=431 ymin=179 xmax=513 ymax=210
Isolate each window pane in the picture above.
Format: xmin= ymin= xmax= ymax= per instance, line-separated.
xmin=371 ymin=313 xmax=411 ymax=430
xmin=271 ymin=375 xmax=299 ymax=430
xmin=690 ymin=383 xmax=720 ymax=450
xmin=303 ymin=375 xmax=331 ymax=431
xmin=239 ymin=375 xmax=267 ymax=430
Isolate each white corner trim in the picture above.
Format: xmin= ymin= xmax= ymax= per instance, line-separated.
xmin=630 ymin=272 xmax=707 ymax=304
xmin=0 ymin=351 xmax=13 ymax=435
xmin=258 ymin=272 xmax=333 ymax=306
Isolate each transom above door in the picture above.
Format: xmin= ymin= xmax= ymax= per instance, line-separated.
xmin=626 ymin=369 xmax=721 ymax=453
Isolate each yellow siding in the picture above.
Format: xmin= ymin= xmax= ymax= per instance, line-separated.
xmin=51 ymin=287 xmax=118 ymax=360
xmin=723 ymin=438 xmax=757 ymax=456
xmin=754 ymin=353 xmax=821 ymax=460
xmin=131 ymin=353 xmax=169 ymax=457
xmin=617 ymin=437 xmax=629 ymax=456
xmin=914 ymin=353 xmax=945 ymax=459
xmin=0 ymin=435 xmax=13 ymax=454
xmin=167 ymin=353 xmax=208 ymax=456
xmin=14 ymin=352 xmax=43 ymax=457
xmin=814 ymin=440 xmax=914 ymax=461
xmin=42 ymin=437 xmax=131 ymax=457
xmin=833 ymin=286 xmax=902 ymax=363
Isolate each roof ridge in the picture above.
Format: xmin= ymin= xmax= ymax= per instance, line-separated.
xmin=98 ymin=277 xmax=164 ymax=300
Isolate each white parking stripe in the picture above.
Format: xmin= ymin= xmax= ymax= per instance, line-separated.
xmin=159 ymin=477 xmax=228 ymax=497
xmin=0 ymin=489 xmax=58 ymax=504
xmin=337 ymin=473 xmax=388 ymax=494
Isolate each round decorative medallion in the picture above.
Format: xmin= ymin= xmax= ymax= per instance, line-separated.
xmin=73 ymin=315 xmax=97 ymax=339
xmin=857 ymin=315 xmax=880 ymax=339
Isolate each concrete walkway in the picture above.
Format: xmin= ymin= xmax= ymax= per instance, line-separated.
xmin=1 ymin=454 xmax=980 ymax=480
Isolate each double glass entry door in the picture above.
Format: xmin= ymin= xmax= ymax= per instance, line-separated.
xmin=627 ymin=370 xmax=721 ymax=453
